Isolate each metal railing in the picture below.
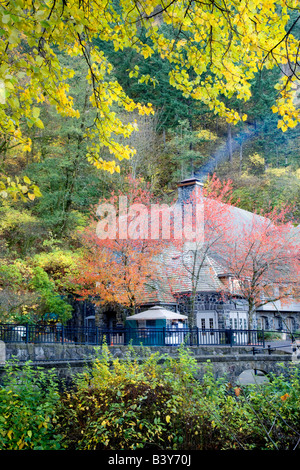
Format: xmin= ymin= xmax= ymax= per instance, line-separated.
xmin=0 ymin=324 xmax=267 ymax=347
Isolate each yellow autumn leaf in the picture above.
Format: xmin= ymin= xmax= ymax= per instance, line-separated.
xmin=166 ymin=415 xmax=171 ymax=424
xmin=23 ymin=176 xmax=31 ymax=184
xmin=0 ymin=0 xmax=299 ymax=188
xmin=33 ymin=185 xmax=42 ymax=197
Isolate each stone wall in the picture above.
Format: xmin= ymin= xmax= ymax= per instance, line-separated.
xmin=1 ymin=343 xmax=294 ymax=386
xmin=5 ymin=342 xmax=101 ymax=362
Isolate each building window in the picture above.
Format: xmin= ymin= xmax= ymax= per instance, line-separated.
xmin=209 ymin=318 xmax=214 ymax=329
xmin=201 ymin=319 xmax=205 ymax=330
xmin=274 ymin=316 xmax=282 ymax=330
xmin=286 ymin=317 xmax=295 ymax=332
xmin=258 ymin=316 xmax=269 ymax=330
xmin=232 ymin=279 xmax=240 ymax=293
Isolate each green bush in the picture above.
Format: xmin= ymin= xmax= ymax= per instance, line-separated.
xmin=239 ymin=364 xmax=300 ymax=450
xmin=0 ymin=361 xmax=64 ymax=450
xmin=263 ymin=331 xmax=285 ymax=341
xmin=193 ymin=362 xmax=300 ymax=450
xmin=56 ymin=346 xmax=300 ymax=450
xmin=1 ymin=347 xmax=300 ymax=450
xmin=56 ymin=344 xmax=221 ymax=450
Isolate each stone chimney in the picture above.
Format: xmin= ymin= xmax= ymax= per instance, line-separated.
xmin=176 ymin=177 xmax=204 ymax=247
xmin=177 ymin=177 xmax=203 ymax=205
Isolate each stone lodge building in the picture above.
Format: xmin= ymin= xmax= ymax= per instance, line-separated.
xmin=68 ymin=177 xmax=300 ymax=333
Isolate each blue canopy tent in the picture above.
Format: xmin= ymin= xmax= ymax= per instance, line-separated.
xmin=125 ymin=305 xmax=188 ymax=345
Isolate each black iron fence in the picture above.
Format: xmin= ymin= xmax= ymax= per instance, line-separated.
xmin=0 ymin=323 xmax=267 ymax=347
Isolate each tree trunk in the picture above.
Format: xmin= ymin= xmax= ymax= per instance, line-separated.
xmin=239 ymin=141 xmax=243 ymax=175
xmin=248 ymin=300 xmax=256 ymax=330
xmin=163 ymin=128 xmax=166 ymax=151
xmin=189 ymin=291 xmax=196 ymax=330
xmin=227 ymin=123 xmax=233 ymax=163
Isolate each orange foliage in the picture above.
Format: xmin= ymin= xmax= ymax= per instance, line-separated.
xmin=73 ymin=178 xmax=167 ymax=313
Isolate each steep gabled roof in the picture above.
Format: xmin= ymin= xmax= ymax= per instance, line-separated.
xmin=140 ymin=246 xmax=228 ymax=306
xmin=161 ymin=246 xmax=226 ymax=294
xmin=141 ymin=278 xmax=177 ymax=305
xmin=138 ymin=178 xmax=299 ymax=307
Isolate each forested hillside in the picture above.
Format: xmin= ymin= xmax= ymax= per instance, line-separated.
xmin=0 ymin=0 xmax=300 ymax=324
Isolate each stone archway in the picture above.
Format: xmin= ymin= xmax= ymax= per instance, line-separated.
xmin=194 ymin=351 xmax=292 ymax=384
xmin=237 ymin=368 xmax=270 ymax=385
xmin=97 ymin=303 xmax=125 ymax=328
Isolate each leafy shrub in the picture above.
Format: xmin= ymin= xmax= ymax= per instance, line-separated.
xmin=56 ymin=344 xmax=220 ymax=450
xmin=0 ymin=361 xmax=64 ymax=450
xmin=263 ymin=331 xmax=284 ymax=341
xmin=56 ymin=346 xmax=300 ymax=451
xmin=238 ymin=364 xmax=300 ymax=450
xmin=1 ymin=347 xmax=300 ymax=450
xmin=196 ymin=362 xmax=300 ymax=450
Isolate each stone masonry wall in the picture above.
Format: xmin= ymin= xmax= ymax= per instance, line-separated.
xmin=2 ymin=343 xmax=293 ymax=386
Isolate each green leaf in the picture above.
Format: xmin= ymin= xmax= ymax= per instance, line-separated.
xmin=35 ymin=118 xmax=44 ymax=129
xmin=8 ymin=29 xmax=19 ymax=44
xmin=32 ymin=107 xmax=40 ymax=118
xmin=75 ymin=23 xmax=84 ymax=34
xmin=2 ymin=14 xmax=10 ymax=24
xmin=35 ymin=55 xmax=44 ymax=67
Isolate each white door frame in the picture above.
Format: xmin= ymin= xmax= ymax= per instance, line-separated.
xmin=196 ymin=311 xmax=218 ymax=330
